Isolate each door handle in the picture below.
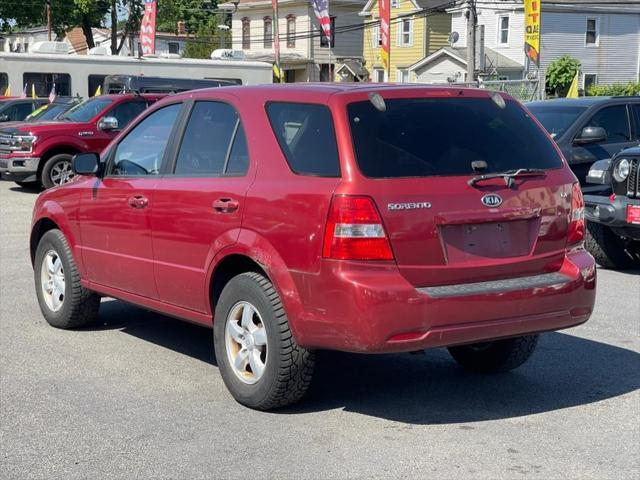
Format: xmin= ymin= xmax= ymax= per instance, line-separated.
xmin=128 ymin=195 xmax=149 ymax=209
xmin=213 ymin=198 xmax=239 ymax=213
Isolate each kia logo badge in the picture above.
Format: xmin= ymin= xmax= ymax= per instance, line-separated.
xmin=481 ymin=194 xmax=502 ymax=207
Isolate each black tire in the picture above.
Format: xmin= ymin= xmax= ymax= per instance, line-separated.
xmin=41 ymin=153 xmax=74 ymax=189
xmin=447 ymin=335 xmax=539 ymax=373
xmin=34 ymin=229 xmax=100 ymax=329
xmin=213 ymin=272 xmax=315 ymax=410
xmin=585 ymin=221 xmax=636 ymax=270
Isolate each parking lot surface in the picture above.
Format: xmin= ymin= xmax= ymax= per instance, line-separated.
xmin=1 ymin=179 xmax=639 ymax=479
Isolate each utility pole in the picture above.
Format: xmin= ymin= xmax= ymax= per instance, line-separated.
xmin=46 ymin=0 xmax=52 ymax=41
xmin=466 ymin=0 xmax=477 ymax=83
xmin=273 ymin=0 xmax=282 ymax=82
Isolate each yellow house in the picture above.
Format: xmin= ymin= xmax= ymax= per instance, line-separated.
xmin=360 ymin=0 xmax=451 ymax=82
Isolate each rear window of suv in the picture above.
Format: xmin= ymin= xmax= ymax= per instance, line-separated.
xmin=347 ymin=97 xmax=563 ymax=178
xmin=266 ymin=102 xmax=340 ymax=177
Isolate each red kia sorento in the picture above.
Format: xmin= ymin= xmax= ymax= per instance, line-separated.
xmin=30 ymin=85 xmax=596 ymax=410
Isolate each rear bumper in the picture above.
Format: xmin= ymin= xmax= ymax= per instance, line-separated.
xmin=291 ymin=249 xmax=596 ymax=353
xmin=0 ymin=155 xmax=40 ymax=182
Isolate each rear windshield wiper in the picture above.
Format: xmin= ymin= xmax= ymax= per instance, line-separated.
xmin=468 ymin=168 xmax=547 ymax=188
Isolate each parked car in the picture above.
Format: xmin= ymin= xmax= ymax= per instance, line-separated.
xmin=526 ymin=96 xmax=640 ymax=188
xmin=0 ymin=98 xmax=49 ymax=123
xmin=0 ymin=97 xmax=81 ymax=128
xmin=0 ymin=94 xmax=164 ymax=188
xmin=30 ymin=85 xmax=596 ymax=410
xmin=583 ymin=146 xmax=640 ymax=269
xmin=103 ymin=74 xmax=238 ymax=94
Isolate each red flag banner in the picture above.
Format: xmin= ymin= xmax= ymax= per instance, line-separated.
xmin=379 ymin=0 xmax=390 ymax=77
xmin=140 ymin=0 xmax=157 ymax=56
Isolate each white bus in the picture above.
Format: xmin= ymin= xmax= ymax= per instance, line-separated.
xmin=0 ymin=51 xmax=272 ymax=98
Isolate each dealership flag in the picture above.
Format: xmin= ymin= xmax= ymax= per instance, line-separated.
xmin=20 ymin=83 xmax=27 ymax=98
xmin=524 ymin=0 xmax=540 ymax=66
xmin=312 ymin=0 xmax=331 ymax=42
xmin=48 ymin=84 xmax=57 ymax=103
xmin=140 ymin=0 xmax=157 ymax=56
xmin=379 ymin=0 xmax=390 ymax=76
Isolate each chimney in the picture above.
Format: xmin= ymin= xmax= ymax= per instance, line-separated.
xmin=177 ymin=21 xmax=186 ymax=35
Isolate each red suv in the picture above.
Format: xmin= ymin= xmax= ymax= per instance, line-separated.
xmin=30 ymin=85 xmax=596 ymax=410
xmin=0 ymin=94 xmax=163 ymax=188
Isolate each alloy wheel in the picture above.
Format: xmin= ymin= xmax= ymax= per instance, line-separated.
xmin=49 ymin=160 xmax=75 ymax=186
xmin=225 ymin=301 xmax=268 ymax=384
xmin=40 ymin=250 xmax=65 ymax=312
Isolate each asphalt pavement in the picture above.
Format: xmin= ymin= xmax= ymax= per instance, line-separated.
xmin=1 ymin=179 xmax=639 ymax=479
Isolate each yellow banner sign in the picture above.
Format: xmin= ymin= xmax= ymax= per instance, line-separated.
xmin=524 ymin=0 xmax=540 ymax=66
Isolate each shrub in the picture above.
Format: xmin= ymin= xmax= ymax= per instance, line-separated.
xmin=587 ymin=82 xmax=640 ymax=96
xmin=545 ymin=55 xmax=580 ymax=97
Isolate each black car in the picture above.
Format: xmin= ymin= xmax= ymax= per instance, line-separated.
xmin=0 ymin=98 xmax=49 ymax=123
xmin=583 ymin=145 xmax=640 ymax=269
xmin=102 ymin=74 xmax=237 ymax=94
xmin=527 ymin=96 xmax=640 ymax=189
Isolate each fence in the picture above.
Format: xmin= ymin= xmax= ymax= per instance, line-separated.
xmin=451 ymin=79 xmax=541 ymax=102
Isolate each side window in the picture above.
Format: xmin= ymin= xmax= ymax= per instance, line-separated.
xmin=585 ymin=105 xmax=631 ymax=144
xmin=105 ymin=101 xmax=147 ymax=130
xmin=266 ymin=102 xmax=340 ymax=176
xmin=11 ymin=103 xmax=34 ymax=121
xmin=174 ymin=101 xmax=248 ymax=176
xmin=110 ymin=103 xmax=181 ymax=176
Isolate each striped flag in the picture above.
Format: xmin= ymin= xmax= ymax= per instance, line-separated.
xmin=312 ymin=0 xmax=331 ymax=42
xmin=20 ymin=83 xmax=27 ymax=98
xmin=49 ymin=83 xmax=57 ymax=103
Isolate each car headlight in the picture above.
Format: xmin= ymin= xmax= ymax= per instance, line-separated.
xmin=8 ymin=135 xmax=37 ymax=152
xmin=613 ymin=158 xmax=630 ymax=182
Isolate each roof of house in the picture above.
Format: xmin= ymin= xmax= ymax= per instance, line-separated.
xmin=409 ymin=46 xmax=523 ymax=72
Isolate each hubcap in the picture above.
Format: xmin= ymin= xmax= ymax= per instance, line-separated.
xmin=50 ymin=160 xmax=75 ymax=186
xmin=225 ymin=301 xmax=268 ymax=384
xmin=40 ymin=250 xmax=65 ymax=312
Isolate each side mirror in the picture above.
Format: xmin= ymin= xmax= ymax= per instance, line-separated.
xmin=575 ymin=126 xmax=607 ymax=145
xmin=586 ymin=158 xmax=612 ymax=185
xmin=0 ymin=114 xmax=9 ymax=122
xmin=72 ymin=152 xmax=100 ymax=176
xmin=97 ymin=116 xmax=119 ymax=131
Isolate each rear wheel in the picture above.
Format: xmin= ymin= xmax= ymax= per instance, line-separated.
xmin=213 ymin=272 xmax=315 ymax=410
xmin=34 ymin=229 xmax=100 ymax=329
xmin=448 ymin=335 xmax=539 ymax=373
xmin=41 ymin=153 xmax=76 ymax=189
xmin=585 ymin=221 xmax=636 ymax=270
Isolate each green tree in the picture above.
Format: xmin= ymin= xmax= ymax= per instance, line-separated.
xmin=156 ymin=0 xmax=219 ymax=34
xmin=545 ymin=55 xmax=581 ymax=97
xmin=183 ymin=16 xmax=228 ymax=59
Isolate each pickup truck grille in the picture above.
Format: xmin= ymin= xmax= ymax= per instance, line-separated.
xmin=627 ymin=158 xmax=640 ymax=199
xmin=0 ymin=132 xmax=12 ymax=154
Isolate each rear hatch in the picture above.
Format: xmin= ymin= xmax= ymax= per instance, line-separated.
xmin=342 ymin=92 xmax=575 ymax=287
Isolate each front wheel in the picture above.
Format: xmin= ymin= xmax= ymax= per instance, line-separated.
xmin=447 ymin=335 xmax=539 ymax=373
xmin=41 ymin=153 xmax=76 ymax=189
xmin=213 ymin=272 xmax=315 ymax=410
xmin=34 ymin=229 xmax=100 ymax=329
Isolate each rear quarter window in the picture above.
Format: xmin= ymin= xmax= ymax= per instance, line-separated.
xmin=266 ymin=102 xmax=340 ymax=177
xmin=348 ymin=97 xmax=564 ymax=178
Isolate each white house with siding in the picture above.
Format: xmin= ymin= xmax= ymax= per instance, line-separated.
xmin=416 ymin=0 xmax=640 ymax=89
xmin=225 ymin=0 xmax=367 ymax=82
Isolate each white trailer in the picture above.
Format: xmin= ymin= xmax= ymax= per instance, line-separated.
xmin=0 ymin=52 xmax=272 ymax=98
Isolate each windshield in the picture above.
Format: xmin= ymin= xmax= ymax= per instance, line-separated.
xmin=526 ymin=105 xmax=587 ymax=139
xmin=25 ymin=103 xmax=71 ymax=122
xmin=347 ymin=97 xmax=564 ymax=178
xmin=59 ymin=97 xmax=113 ymax=122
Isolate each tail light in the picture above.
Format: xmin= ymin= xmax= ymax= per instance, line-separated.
xmin=323 ymin=195 xmax=394 ymax=260
xmin=567 ymin=182 xmax=585 ymax=246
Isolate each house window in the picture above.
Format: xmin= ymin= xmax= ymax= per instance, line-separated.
xmin=398 ymin=19 xmax=413 ymax=47
xmin=320 ymin=64 xmax=334 ymax=82
xmin=396 ymin=69 xmax=409 ymax=83
xmin=391 ymin=0 xmax=399 ymax=7
xmin=586 ymin=18 xmax=599 ymax=45
xmin=242 ymin=18 xmax=251 ymax=49
xmin=584 ymin=74 xmax=597 ymax=91
xmin=320 ymin=17 xmax=336 ymax=48
xmin=264 ymin=17 xmax=273 ymax=49
xmin=372 ymin=24 xmax=382 ymax=48
xmin=287 ymin=15 xmax=296 ymax=48
xmin=374 ymin=68 xmax=385 ymax=82
xmin=168 ymin=42 xmax=179 ymax=54
xmin=498 ymin=15 xmax=509 ymax=44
